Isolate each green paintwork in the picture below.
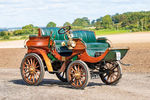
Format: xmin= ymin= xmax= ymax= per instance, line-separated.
xmin=71 ymin=56 xmax=78 ymax=61
xmin=41 ymin=27 xmax=110 ymax=59
xmin=40 ymin=27 xmax=128 ymax=62
xmin=72 ymin=30 xmax=96 ymax=43
xmin=29 ymin=35 xmax=37 ymax=37
xmin=103 ymin=49 xmax=128 ymax=61
xmin=72 ymin=30 xmax=110 ymax=57
xmin=47 ymin=53 xmax=57 ymax=62
xmin=96 ymin=37 xmax=108 ymax=43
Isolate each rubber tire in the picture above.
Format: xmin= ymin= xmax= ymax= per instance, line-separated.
xmin=100 ymin=61 xmax=122 ymax=85
xmin=56 ymin=72 xmax=68 ymax=82
xmin=67 ymin=60 xmax=90 ymax=89
xmin=20 ymin=53 xmax=45 ymax=85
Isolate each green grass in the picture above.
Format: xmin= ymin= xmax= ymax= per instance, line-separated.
xmin=0 ymin=35 xmax=28 ymax=41
xmin=93 ymin=29 xmax=131 ymax=36
xmin=0 ymin=29 xmax=131 ymax=41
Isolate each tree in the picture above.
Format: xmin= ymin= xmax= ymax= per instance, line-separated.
xmin=46 ymin=22 xmax=56 ymax=27
xmin=101 ymin=15 xmax=113 ymax=29
xmin=72 ymin=18 xmax=89 ymax=27
xmin=22 ymin=24 xmax=34 ymax=29
xmin=82 ymin=17 xmax=90 ymax=25
xmin=91 ymin=20 xmax=95 ymax=26
xmin=0 ymin=31 xmax=6 ymax=36
xmin=63 ymin=22 xmax=71 ymax=26
xmin=94 ymin=21 xmax=101 ymax=30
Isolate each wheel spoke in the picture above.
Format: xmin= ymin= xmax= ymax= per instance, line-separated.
xmin=32 ymin=58 xmax=35 ymax=67
xmin=30 ymin=58 xmax=33 ymax=66
xmin=35 ymin=66 xmax=39 ymax=68
xmin=107 ymin=74 xmax=111 ymax=81
xmin=35 ymin=61 xmax=38 ymax=67
xmin=81 ymin=74 xmax=86 ymax=77
xmin=111 ymin=73 xmax=117 ymax=78
xmin=29 ymin=75 xmax=32 ymax=81
xmin=62 ymin=72 xmax=65 ymax=77
xmin=76 ymin=80 xmax=79 ymax=86
xmin=35 ymin=73 xmax=39 ymax=80
xmin=110 ymin=75 xmax=113 ymax=82
xmin=32 ymin=75 xmax=35 ymax=83
xmin=111 ymin=66 xmax=117 ymax=71
xmin=24 ymin=67 xmax=28 ymax=71
xmin=25 ymin=62 xmax=29 ymax=66
xmin=77 ymin=65 xmax=80 ymax=71
xmin=27 ymin=59 xmax=30 ymax=65
xmin=103 ymin=73 xmax=109 ymax=78
xmin=79 ymin=79 xmax=82 ymax=85
xmin=74 ymin=65 xmax=77 ymax=71
xmin=71 ymin=68 xmax=75 ymax=72
xmin=36 ymin=69 xmax=40 ymax=72
xmin=24 ymin=71 xmax=29 ymax=74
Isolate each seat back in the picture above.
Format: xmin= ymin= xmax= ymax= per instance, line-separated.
xmin=41 ymin=27 xmax=65 ymax=40
xmin=41 ymin=28 xmax=97 ymax=43
xmin=72 ymin=30 xmax=96 ymax=43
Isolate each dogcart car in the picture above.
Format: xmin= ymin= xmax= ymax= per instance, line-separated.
xmin=20 ymin=26 xmax=129 ymax=89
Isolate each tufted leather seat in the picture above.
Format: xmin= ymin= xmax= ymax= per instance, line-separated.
xmin=41 ymin=27 xmax=110 ymax=57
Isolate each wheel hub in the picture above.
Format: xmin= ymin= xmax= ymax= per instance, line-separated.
xmin=29 ymin=66 xmax=35 ymax=75
xmin=74 ymin=72 xmax=81 ymax=79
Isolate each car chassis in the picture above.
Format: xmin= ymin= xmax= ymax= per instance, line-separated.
xmin=20 ymin=26 xmax=129 ymax=89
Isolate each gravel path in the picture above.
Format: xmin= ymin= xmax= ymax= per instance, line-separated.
xmin=0 ymin=68 xmax=150 ymax=100
xmin=99 ymin=32 xmax=150 ymax=43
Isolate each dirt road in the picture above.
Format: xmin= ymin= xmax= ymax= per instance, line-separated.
xmin=0 ymin=68 xmax=150 ymax=100
xmin=0 ymin=32 xmax=150 ymax=100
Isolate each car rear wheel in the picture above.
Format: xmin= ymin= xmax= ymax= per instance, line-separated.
xmin=100 ymin=61 xmax=122 ymax=85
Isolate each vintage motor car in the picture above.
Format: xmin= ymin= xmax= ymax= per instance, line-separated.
xmin=20 ymin=26 xmax=129 ymax=89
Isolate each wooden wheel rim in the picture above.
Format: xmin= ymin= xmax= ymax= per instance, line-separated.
xmin=103 ymin=62 xmax=121 ymax=83
xmin=22 ymin=56 xmax=41 ymax=84
xmin=68 ymin=63 xmax=87 ymax=88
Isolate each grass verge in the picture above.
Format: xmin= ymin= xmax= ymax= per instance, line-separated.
xmin=93 ymin=29 xmax=131 ymax=36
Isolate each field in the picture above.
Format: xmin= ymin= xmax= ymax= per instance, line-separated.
xmin=0 ymin=29 xmax=130 ymax=41
xmin=93 ymin=29 xmax=130 ymax=35
xmin=0 ymin=35 xmax=28 ymax=41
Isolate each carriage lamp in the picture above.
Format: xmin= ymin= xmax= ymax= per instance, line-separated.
xmin=70 ymin=40 xmax=76 ymax=47
xmin=61 ymin=41 xmax=66 ymax=46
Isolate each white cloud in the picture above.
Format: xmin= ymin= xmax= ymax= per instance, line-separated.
xmin=0 ymin=0 xmax=150 ymax=27
xmin=109 ymin=0 xmax=131 ymax=2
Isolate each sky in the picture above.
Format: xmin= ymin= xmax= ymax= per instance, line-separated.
xmin=0 ymin=0 xmax=150 ymax=28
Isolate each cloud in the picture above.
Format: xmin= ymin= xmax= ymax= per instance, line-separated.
xmin=0 ymin=0 xmax=150 ymax=27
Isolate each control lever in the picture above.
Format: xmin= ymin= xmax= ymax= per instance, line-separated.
xmin=51 ymin=35 xmax=55 ymax=50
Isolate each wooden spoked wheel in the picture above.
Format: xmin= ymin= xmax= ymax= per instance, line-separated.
xmin=20 ymin=53 xmax=45 ymax=85
xmin=100 ymin=61 xmax=122 ymax=85
xmin=67 ymin=60 xmax=90 ymax=89
xmin=56 ymin=72 xmax=67 ymax=82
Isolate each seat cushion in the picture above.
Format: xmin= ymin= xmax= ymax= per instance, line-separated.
xmin=86 ymin=43 xmax=109 ymax=57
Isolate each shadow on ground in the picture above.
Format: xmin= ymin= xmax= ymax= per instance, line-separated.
xmin=9 ymin=79 xmax=106 ymax=89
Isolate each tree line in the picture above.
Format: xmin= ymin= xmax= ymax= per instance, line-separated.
xmin=1 ymin=11 xmax=150 ymax=39
xmin=47 ymin=11 xmax=150 ymax=31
